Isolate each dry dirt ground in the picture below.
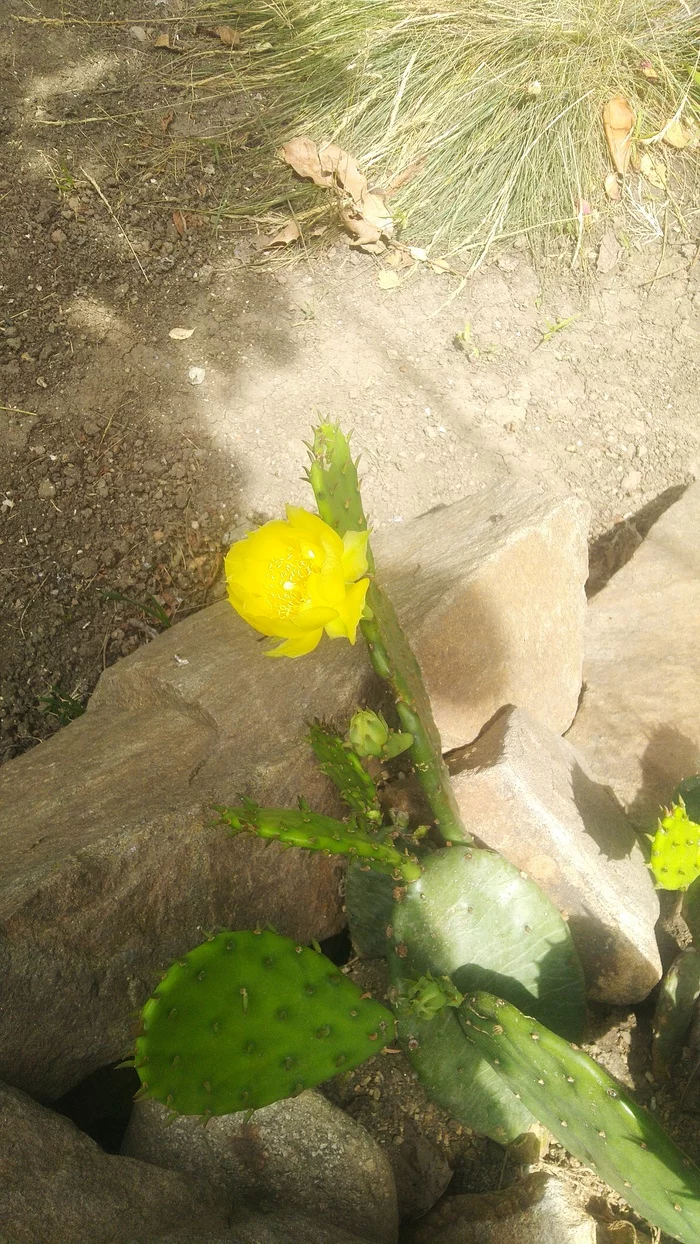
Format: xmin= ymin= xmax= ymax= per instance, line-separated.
xmin=2 ymin=3 xmax=700 ymax=1235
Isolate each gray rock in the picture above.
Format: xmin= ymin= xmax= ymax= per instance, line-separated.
xmin=147 ymin=1211 xmax=374 ymax=1242
xmin=0 ymin=1080 xmax=226 ymax=1244
xmin=387 ymin=1118 xmax=452 ymax=1223
xmin=0 ymin=482 xmax=586 ymax=1098
xmin=378 ymin=480 xmax=588 ymax=749
xmin=449 ymin=706 xmax=661 ymax=1003
xmin=401 ymin=1171 xmax=596 ymax=1243
xmin=567 ymin=482 xmax=700 ymax=825
xmin=122 ymin=1090 xmax=398 ymax=1244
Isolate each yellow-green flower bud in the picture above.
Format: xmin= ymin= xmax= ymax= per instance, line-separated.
xmin=349 ymin=709 xmax=389 ymax=757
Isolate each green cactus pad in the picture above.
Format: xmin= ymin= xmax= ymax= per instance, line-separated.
xmin=460 ymin=992 xmax=700 ymax=1244
xmin=218 ymin=801 xmax=421 ymax=883
xmin=133 ymin=931 xmax=394 ymax=1117
xmin=388 ymin=847 xmax=585 ymax=1143
xmin=650 ymin=802 xmax=700 ymax=891
xmin=652 ymin=947 xmax=700 ymax=1083
xmin=307 ymin=720 xmax=382 ymax=824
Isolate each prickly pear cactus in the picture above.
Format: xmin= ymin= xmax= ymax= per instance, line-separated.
xmin=652 ymin=947 xmax=700 ymax=1083
xmin=388 ymin=846 xmax=586 ymax=1143
xmin=460 ymin=992 xmax=700 ymax=1244
xmin=131 ymin=931 xmax=394 ymax=1117
xmin=218 ymin=800 xmax=421 ymax=882
xmin=650 ymin=801 xmax=700 ymax=890
xmin=307 ymin=720 xmax=382 ymax=825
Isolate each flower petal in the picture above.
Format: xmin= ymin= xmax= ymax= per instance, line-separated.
xmin=341 ymin=529 xmax=369 ymax=582
xmin=286 ymin=505 xmax=343 ymax=554
xmin=265 ymin=629 xmax=324 ymax=659
xmin=324 ymin=577 xmax=369 ymax=643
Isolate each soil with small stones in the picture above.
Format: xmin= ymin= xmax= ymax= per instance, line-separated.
xmin=2 ymin=3 xmax=700 ymax=1239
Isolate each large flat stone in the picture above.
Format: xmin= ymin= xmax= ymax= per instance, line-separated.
xmin=122 ymin=1090 xmax=398 ymax=1244
xmin=0 ymin=481 xmax=587 ymax=1097
xmin=449 ymin=707 xmax=661 ymax=1003
xmin=568 ymin=482 xmax=700 ymax=826
xmin=0 ymin=1080 xmax=227 ymax=1244
xmin=401 ymin=1172 xmax=595 ymax=1244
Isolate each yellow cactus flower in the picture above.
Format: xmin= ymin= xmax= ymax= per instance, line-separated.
xmin=225 ymin=506 xmax=370 ymax=658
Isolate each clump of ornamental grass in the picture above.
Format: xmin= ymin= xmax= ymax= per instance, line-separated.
xmin=178 ymin=0 xmax=700 ymax=257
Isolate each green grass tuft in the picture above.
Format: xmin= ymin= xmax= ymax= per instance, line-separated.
xmin=180 ymin=0 xmax=700 ymax=257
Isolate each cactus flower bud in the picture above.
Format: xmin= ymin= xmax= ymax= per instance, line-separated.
xmin=224 ymin=506 xmax=369 ymax=658
xmin=349 ymin=709 xmax=390 ymax=757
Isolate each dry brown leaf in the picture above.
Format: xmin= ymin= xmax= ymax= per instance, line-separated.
xmin=603 ymin=95 xmax=635 ymax=175
xmin=385 ymin=249 xmax=402 ymax=268
xmin=160 ymin=110 xmax=174 ymax=133
xmin=378 ymin=270 xmax=400 ymax=290
xmin=318 ymin=143 xmax=367 ymax=201
xmin=639 ymin=153 xmax=667 ymax=188
xmin=172 ymin=210 xmax=187 ymax=236
xmin=604 ymin=172 xmax=622 ymax=201
xmin=341 ymin=210 xmax=381 ymax=247
xmin=153 ymin=31 xmax=178 ymax=50
xmin=664 ymin=119 xmax=691 ymax=149
xmin=214 ymin=25 xmax=241 ymax=48
xmin=280 ymin=137 xmax=334 ymax=188
xmin=639 ymin=58 xmax=659 ymax=81
xmin=359 ymin=190 xmax=393 ymax=235
xmin=169 ymin=327 xmax=195 ymax=340
xmin=384 ymin=157 xmax=426 ymax=197
xmin=264 ymin=219 xmax=301 ymax=248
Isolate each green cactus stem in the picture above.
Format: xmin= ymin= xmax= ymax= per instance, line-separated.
xmin=307 ymin=423 xmax=470 ymax=846
xmin=307 ymin=720 xmax=383 ymax=827
xmin=650 ymin=801 xmax=700 ymax=891
xmin=460 ymin=991 xmax=700 ymax=1244
xmin=652 ymin=948 xmax=700 ymax=1084
xmin=131 ymin=930 xmax=394 ymax=1116
xmin=217 ymin=800 xmax=422 ymax=883
xmin=673 ymin=776 xmax=700 ymax=825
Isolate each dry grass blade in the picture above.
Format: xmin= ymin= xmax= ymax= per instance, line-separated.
xmin=173 ymin=0 xmax=700 ymax=258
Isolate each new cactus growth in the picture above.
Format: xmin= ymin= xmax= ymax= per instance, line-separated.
xmin=307 ymin=720 xmax=382 ymax=825
xmin=218 ymin=800 xmax=422 ymax=882
xmin=348 ymin=709 xmax=413 ymax=761
xmin=652 ymin=947 xmax=700 ymax=1083
xmin=460 ymin=992 xmax=700 ymax=1244
xmin=132 ymin=930 xmax=394 ymax=1116
xmin=650 ymin=800 xmax=700 ymax=890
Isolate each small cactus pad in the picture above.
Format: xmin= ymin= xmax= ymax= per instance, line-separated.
xmin=652 ymin=948 xmax=700 ymax=1083
xmin=307 ymin=720 xmax=382 ymax=823
xmin=650 ymin=802 xmax=700 ymax=891
xmin=218 ymin=801 xmax=421 ymax=882
xmin=461 ymin=992 xmax=700 ymax=1244
xmin=133 ymin=931 xmax=394 ymax=1116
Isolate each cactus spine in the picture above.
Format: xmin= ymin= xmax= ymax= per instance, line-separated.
xmin=460 ymin=992 xmax=700 ymax=1244
xmin=218 ymin=801 xmax=422 ymax=882
xmin=307 ymin=423 xmax=470 ymax=846
xmin=132 ymin=931 xmax=394 ymax=1117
